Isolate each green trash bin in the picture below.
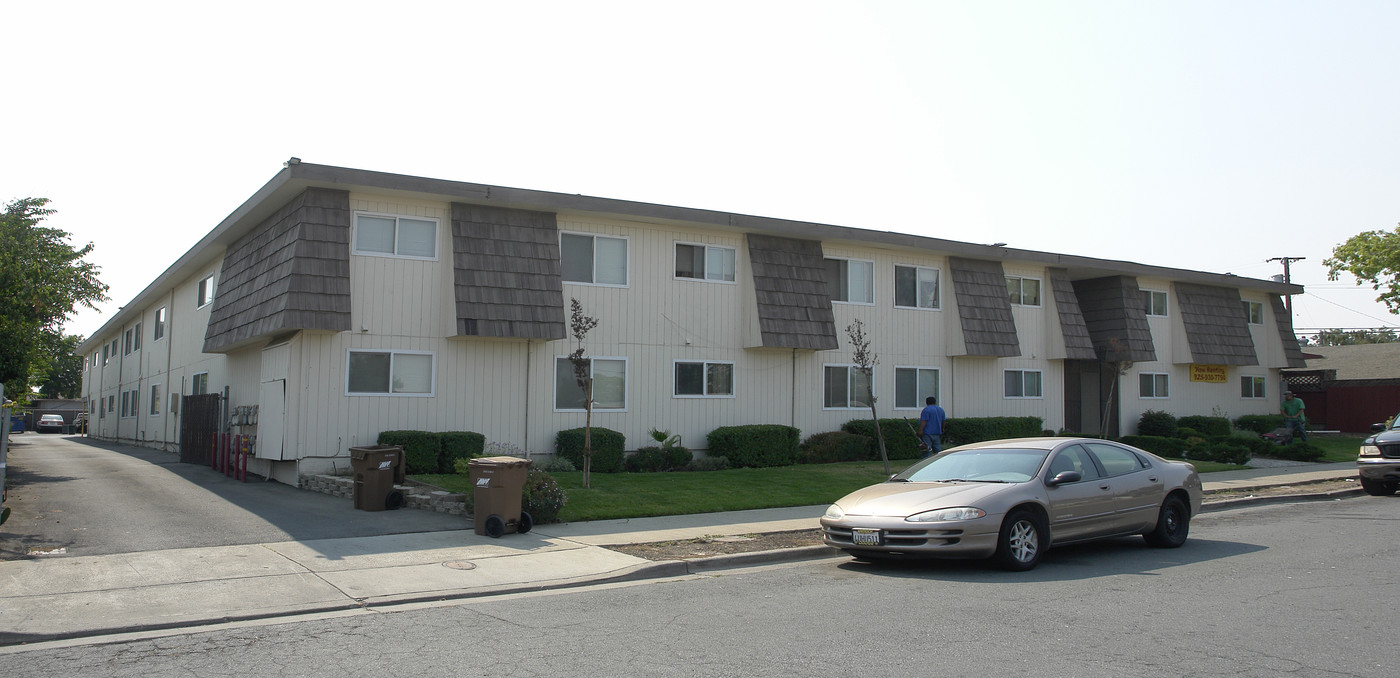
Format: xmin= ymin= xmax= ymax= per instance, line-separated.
xmin=468 ymin=456 xmax=533 ymax=537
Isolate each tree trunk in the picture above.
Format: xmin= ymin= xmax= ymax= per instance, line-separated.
xmin=583 ymin=378 xmax=594 ymax=489
xmin=1101 ymin=370 xmax=1117 ymax=439
xmin=867 ymin=401 xmax=890 ymax=476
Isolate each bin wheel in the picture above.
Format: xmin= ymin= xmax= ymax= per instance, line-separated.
xmin=518 ymin=511 xmax=534 ymax=534
xmin=484 ymin=514 xmax=507 ymax=538
xmin=385 ymin=490 xmax=405 ymax=511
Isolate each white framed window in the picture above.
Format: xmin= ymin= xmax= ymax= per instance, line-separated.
xmin=894 ymin=265 xmax=940 ymax=310
xmin=353 ymin=212 xmax=439 ymax=260
xmin=134 ymin=322 xmax=142 ymax=351
xmin=107 ymin=394 xmax=115 ymax=415
xmin=109 ymin=339 xmax=118 ymax=361
xmin=346 ymin=350 xmax=435 ymax=396
xmin=197 ymin=275 xmax=216 ymax=308
xmin=824 ymin=258 xmax=874 ymax=304
xmin=150 ymin=383 xmax=162 ymax=415
xmin=1142 ymin=290 xmax=1168 ymax=317
xmin=1004 ymin=369 xmax=1044 ymax=398
xmin=99 ymin=398 xmax=106 ymax=419
xmin=1241 ymin=376 xmax=1266 ymax=399
xmin=123 ymin=328 xmax=133 ymax=355
xmin=894 ymin=366 xmax=940 ymax=409
xmin=154 ymin=307 xmax=167 ymax=341
xmin=555 ymin=356 xmax=628 ymax=411
xmin=673 ymin=360 xmax=735 ymax=397
xmin=120 ymin=388 xmax=139 ymax=418
xmin=102 ymin=345 xmax=109 ymax=365
xmin=120 ymin=391 xmax=128 ymax=418
xmin=824 ymin=364 xmax=873 ymax=409
xmin=561 ymin=232 xmax=628 ymax=286
xmin=1139 ymin=372 xmax=1170 ymax=399
xmin=675 ymin=243 xmax=736 ymax=283
xmin=191 ymin=372 xmax=209 ymax=396
xmin=1007 ymin=276 xmax=1042 ymax=307
xmin=1243 ymin=300 xmax=1264 ymax=325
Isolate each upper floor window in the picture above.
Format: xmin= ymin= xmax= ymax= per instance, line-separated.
xmin=1243 ymin=300 xmax=1264 ymax=325
xmin=154 ymin=307 xmax=167 ymax=341
xmin=675 ymin=244 xmax=736 ymax=282
xmin=674 ymin=360 xmax=735 ymax=397
xmin=102 ymin=345 xmax=110 ymax=365
xmin=191 ymin=372 xmax=209 ymax=396
xmin=555 ymin=356 xmax=628 ymax=410
xmin=894 ymin=265 xmax=940 ymax=310
xmin=1142 ymin=290 xmax=1168 ymax=317
xmin=1004 ymin=369 xmax=1043 ymax=398
xmin=197 ymin=275 xmax=216 ymax=308
xmin=109 ymin=339 xmax=119 ymax=359
xmin=134 ymin=322 xmax=142 ymax=351
xmin=561 ymin=233 xmax=628 ymax=286
xmin=825 ymin=258 xmax=874 ymax=304
xmin=1241 ymin=376 xmax=1266 ymax=399
xmin=823 ymin=364 xmax=872 ymax=409
xmin=353 ymin=213 xmax=438 ymax=259
xmin=1139 ymin=372 xmax=1169 ymax=399
xmin=346 ymin=350 xmax=435 ymax=396
xmin=894 ymin=367 xmax=939 ymax=409
xmin=1006 ymin=276 xmax=1041 ymax=307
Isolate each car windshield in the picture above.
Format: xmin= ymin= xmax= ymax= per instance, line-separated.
xmin=894 ymin=448 xmax=1049 ymax=484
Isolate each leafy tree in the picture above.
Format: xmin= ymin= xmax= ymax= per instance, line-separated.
xmin=0 ymin=198 xmax=108 ymax=397
xmin=845 ymin=319 xmax=891 ymax=475
xmin=566 ymin=298 xmax=600 ymax=488
xmin=1306 ymin=328 xmax=1399 ymax=346
xmin=36 ymin=332 xmax=86 ymax=398
xmin=1325 ymin=225 xmax=1400 ymax=313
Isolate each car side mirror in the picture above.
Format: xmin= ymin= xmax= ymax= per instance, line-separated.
xmin=1372 ymin=423 xmax=1385 ymax=433
xmin=1048 ymin=470 xmax=1082 ymax=486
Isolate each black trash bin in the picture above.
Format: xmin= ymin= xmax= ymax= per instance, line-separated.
xmin=350 ymin=445 xmax=406 ymax=511
xmin=468 ymin=456 xmax=533 ymax=537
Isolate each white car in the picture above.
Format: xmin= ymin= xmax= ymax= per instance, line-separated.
xmin=36 ymin=414 xmax=66 ymax=433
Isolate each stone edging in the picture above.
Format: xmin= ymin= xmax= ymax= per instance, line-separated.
xmin=299 ymin=473 xmax=469 ymax=516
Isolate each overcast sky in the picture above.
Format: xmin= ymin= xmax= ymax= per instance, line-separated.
xmin=6 ymin=0 xmax=1398 ymax=339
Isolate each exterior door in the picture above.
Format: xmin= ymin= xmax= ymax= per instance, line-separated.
xmin=1044 ymin=445 xmax=1116 ymax=542
xmin=258 ymin=379 xmax=286 ymax=460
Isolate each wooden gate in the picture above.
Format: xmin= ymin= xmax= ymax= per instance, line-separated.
xmin=179 ymin=393 xmax=224 ymax=465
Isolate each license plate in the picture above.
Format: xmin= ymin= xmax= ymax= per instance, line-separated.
xmin=852 ymin=528 xmax=882 ymax=546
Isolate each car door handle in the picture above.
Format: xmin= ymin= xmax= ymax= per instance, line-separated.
xmin=1099 ymin=484 xmax=1111 ymax=491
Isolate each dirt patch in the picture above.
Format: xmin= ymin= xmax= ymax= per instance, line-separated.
xmin=603 ymin=479 xmax=1362 ymax=562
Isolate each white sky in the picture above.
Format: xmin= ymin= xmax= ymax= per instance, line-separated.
xmin=5 ymin=0 xmax=1398 ymax=339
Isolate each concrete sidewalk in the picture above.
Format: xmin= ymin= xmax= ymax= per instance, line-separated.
xmin=0 ymin=462 xmax=1362 ymax=648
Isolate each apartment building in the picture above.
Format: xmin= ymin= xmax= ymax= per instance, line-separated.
xmin=77 ymin=160 xmax=1306 ymax=485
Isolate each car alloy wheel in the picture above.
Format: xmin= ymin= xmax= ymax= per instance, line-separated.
xmin=994 ymin=509 xmax=1044 ymax=571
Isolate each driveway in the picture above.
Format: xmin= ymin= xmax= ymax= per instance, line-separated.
xmin=1 ymin=433 xmax=466 ymax=560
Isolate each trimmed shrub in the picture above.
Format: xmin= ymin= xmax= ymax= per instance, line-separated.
xmin=1178 ymin=416 xmax=1231 ymax=438
xmin=1177 ymin=427 xmax=1200 ymax=440
xmin=684 ymin=456 xmax=731 ymax=472
xmin=624 ymin=446 xmax=694 ymax=473
xmin=441 ymin=431 xmax=486 ymax=472
xmin=555 ymin=427 xmax=626 ymax=473
xmin=539 ymin=456 xmax=578 ymax=473
xmin=1234 ymin=414 xmax=1285 ymax=435
xmin=522 ymin=469 xmax=568 ymax=523
xmin=1137 ymin=410 xmax=1178 ymax=437
xmin=377 ymin=430 xmax=443 ymax=475
xmin=942 ymin=416 xmax=1044 ymax=448
xmin=799 ymin=431 xmax=874 ymax=464
xmin=1205 ymin=440 xmax=1252 ymax=465
xmin=841 ymin=419 xmax=921 ymax=460
xmin=1273 ymin=441 xmax=1325 ymax=462
xmin=1119 ymin=434 xmax=1187 ymax=458
xmin=707 ymin=425 xmax=801 ymax=467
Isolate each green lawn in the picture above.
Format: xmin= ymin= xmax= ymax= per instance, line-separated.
xmin=416 ymin=439 xmax=1362 ymax=523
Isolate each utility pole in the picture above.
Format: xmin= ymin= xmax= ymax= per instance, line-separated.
xmin=1268 ymin=256 xmax=1306 ymax=316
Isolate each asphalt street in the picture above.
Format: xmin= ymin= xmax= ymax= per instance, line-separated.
xmin=0 ymin=433 xmax=465 ymax=559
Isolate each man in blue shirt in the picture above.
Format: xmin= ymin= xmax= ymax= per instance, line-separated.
xmin=918 ymin=396 xmax=946 ymax=458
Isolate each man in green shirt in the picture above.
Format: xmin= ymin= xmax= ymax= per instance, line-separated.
xmin=1280 ymin=391 xmax=1307 ymax=442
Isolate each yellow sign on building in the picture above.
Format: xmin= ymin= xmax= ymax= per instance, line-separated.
xmin=1190 ymin=364 xmax=1228 ymax=383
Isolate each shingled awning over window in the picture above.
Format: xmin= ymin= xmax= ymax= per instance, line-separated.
xmin=1271 ymin=295 xmax=1307 ymax=368
xmin=1070 ymin=276 xmax=1157 ymax=362
xmin=1174 ymin=282 xmax=1258 ymax=366
xmin=746 ymin=234 xmax=839 ymax=350
xmin=1049 ymin=268 xmax=1097 ymax=360
xmin=451 ymin=203 xmax=566 ymax=340
xmin=948 ymin=257 xmax=1020 ymax=357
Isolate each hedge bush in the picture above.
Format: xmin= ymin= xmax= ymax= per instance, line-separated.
xmin=555 ymin=427 xmax=626 ymax=473
xmin=1187 ymin=439 xmax=1252 ymax=465
xmin=1272 ymin=441 xmax=1326 ymax=462
xmin=1234 ymin=414 xmax=1285 ymax=435
xmin=441 ymin=431 xmax=486 ymax=472
xmin=1118 ymin=435 xmax=1186 ymax=458
xmin=943 ymin=416 xmax=1044 ymax=447
xmin=377 ymin=430 xmax=443 ymax=475
xmin=840 ymin=419 xmax=922 ymax=460
xmin=1178 ymin=416 xmax=1231 ymax=438
xmin=624 ymin=446 xmax=694 ymax=472
xmin=1137 ymin=410 xmax=1178 ymax=437
xmin=799 ymin=431 xmax=874 ymax=464
xmin=706 ymin=425 xmax=801 ymax=467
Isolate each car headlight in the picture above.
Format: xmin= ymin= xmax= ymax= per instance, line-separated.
xmin=1360 ymin=444 xmax=1382 ymax=457
xmin=824 ymin=504 xmax=845 ymax=520
xmin=906 ymin=507 xmax=986 ymax=523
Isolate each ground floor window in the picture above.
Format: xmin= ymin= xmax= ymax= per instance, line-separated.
xmin=1241 ymin=376 xmax=1267 ymax=399
xmin=1004 ymin=369 xmax=1043 ymax=398
xmin=346 ymin=350 xmax=434 ymax=395
xmin=824 ymin=364 xmax=872 ymax=409
xmin=555 ymin=357 xmax=628 ymax=410
xmin=1139 ymin=372 xmax=1169 ymax=399
xmin=192 ymin=372 xmax=209 ymax=395
xmin=674 ymin=360 xmax=734 ymax=397
xmin=895 ymin=367 xmax=939 ymax=409
xmin=150 ymin=384 xmax=162 ymax=415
